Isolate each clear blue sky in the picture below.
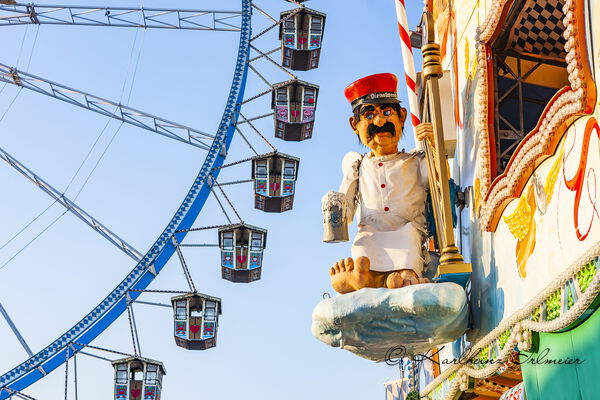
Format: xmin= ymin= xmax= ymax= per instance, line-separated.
xmin=0 ymin=0 xmax=423 ymax=398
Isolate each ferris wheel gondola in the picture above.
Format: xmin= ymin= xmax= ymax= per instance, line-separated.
xmin=279 ymin=7 xmax=326 ymax=71
xmin=272 ymin=79 xmax=319 ymax=141
xmin=171 ymin=293 xmax=222 ymax=351
xmin=112 ymin=356 xmax=166 ymax=400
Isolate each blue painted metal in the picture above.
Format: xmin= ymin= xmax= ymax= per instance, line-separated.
xmin=435 ymin=272 xmax=471 ymax=288
xmin=0 ymin=0 xmax=252 ymax=396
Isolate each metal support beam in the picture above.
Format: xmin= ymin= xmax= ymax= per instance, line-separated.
xmin=251 ymin=6 xmax=302 ymax=42
xmin=250 ymin=45 xmax=296 ymax=79
xmin=0 ymin=302 xmax=33 ymax=357
xmin=0 ymin=63 xmax=214 ymax=150
xmin=251 ymin=4 xmax=276 ymax=23
xmin=218 ymin=179 xmax=253 ymax=186
xmin=236 ymin=112 xmax=274 ymax=124
xmin=248 ymin=64 xmax=271 ymax=87
xmin=249 ymin=47 xmax=279 ymax=63
xmin=0 ymin=3 xmax=242 ymax=31
xmin=78 ymin=351 xmax=113 ymax=363
xmin=132 ymin=300 xmax=172 ymax=308
xmin=3 ymin=388 xmax=38 ymax=400
xmin=494 ymin=54 xmax=544 ymax=171
xmin=178 ymin=243 xmax=219 ymax=247
xmin=0 ymin=147 xmax=143 ymax=261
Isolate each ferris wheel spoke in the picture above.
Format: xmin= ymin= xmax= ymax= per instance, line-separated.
xmin=234 ymin=126 xmax=259 ymax=155
xmin=250 ymin=6 xmax=302 ymax=42
xmin=248 ymin=63 xmax=271 ymax=87
xmin=0 ymin=302 xmax=34 ymax=358
xmin=131 ymin=300 xmax=171 ymax=309
xmin=0 ymin=147 xmax=143 ymax=262
xmin=0 ymin=3 xmax=243 ymax=31
xmin=77 ymin=350 xmax=112 ymax=363
xmin=248 ymin=46 xmax=279 ymax=63
xmin=251 ymin=4 xmax=276 ymax=23
xmin=72 ymin=354 xmax=78 ymax=400
xmin=1 ymin=388 xmax=38 ymax=400
xmin=0 ymin=63 xmax=214 ymax=150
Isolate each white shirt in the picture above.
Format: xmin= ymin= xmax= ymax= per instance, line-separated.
xmin=338 ymin=151 xmax=429 ymax=273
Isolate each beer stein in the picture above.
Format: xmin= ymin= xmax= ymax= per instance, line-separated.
xmin=322 ymin=191 xmax=349 ymax=243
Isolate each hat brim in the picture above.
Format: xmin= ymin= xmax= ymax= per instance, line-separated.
xmin=351 ymin=92 xmax=400 ymax=110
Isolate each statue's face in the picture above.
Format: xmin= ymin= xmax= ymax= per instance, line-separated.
xmin=349 ymin=103 xmax=407 ymax=156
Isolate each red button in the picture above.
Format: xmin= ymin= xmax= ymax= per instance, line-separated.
xmin=381 ymin=184 xmax=386 ymax=188
xmin=378 ymin=162 xmax=383 ymax=167
xmin=384 ymin=207 xmax=389 ymax=212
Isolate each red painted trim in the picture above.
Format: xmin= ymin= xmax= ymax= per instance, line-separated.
xmin=485 ymin=45 xmax=498 ymax=182
xmin=563 ymin=117 xmax=600 ymax=241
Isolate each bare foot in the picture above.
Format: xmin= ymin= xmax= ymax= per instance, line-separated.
xmin=329 ymin=256 xmax=386 ymax=294
xmin=386 ymin=269 xmax=430 ymax=289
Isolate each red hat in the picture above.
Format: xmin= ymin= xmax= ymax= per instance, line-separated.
xmin=344 ymin=73 xmax=399 ymax=110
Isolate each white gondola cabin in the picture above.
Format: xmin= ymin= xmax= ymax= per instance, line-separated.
xmin=252 ymin=152 xmax=300 ymax=213
xmin=279 ymin=8 xmax=326 ymax=71
xmin=272 ymin=79 xmax=319 ymax=141
xmin=171 ymin=292 xmax=222 ymax=350
xmin=218 ymin=224 xmax=267 ymax=283
xmin=112 ymin=356 xmax=165 ymax=400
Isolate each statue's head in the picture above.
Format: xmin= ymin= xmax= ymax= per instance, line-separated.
xmin=344 ymin=73 xmax=407 ymax=155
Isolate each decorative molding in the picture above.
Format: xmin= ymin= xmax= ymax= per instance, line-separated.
xmin=474 ymin=0 xmax=596 ymax=231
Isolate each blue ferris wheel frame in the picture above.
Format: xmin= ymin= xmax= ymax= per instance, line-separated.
xmin=0 ymin=0 xmax=252 ymax=396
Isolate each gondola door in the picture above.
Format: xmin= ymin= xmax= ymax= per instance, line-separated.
xmin=235 ymin=229 xmax=249 ymax=270
xmin=189 ymin=315 xmax=202 ymax=340
xmin=189 ymin=296 xmax=202 ymax=340
xmin=298 ymin=12 xmax=309 ymax=51
xmin=270 ymin=158 xmax=282 ymax=197
xmin=236 ymin=247 xmax=248 ymax=269
xmin=290 ymin=100 xmax=301 ymax=123
xmin=129 ymin=379 xmax=142 ymax=400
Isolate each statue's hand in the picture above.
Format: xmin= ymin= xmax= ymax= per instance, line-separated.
xmin=415 ymin=122 xmax=435 ymax=149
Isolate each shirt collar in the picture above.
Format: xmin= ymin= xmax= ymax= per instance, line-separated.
xmin=366 ymin=151 xmax=404 ymax=162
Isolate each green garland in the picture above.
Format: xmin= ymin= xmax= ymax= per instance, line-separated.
xmin=545 ymin=289 xmax=561 ymax=321
xmin=577 ymin=260 xmax=597 ymax=294
xmin=498 ymin=329 xmax=511 ymax=350
xmin=406 ymin=391 xmax=420 ymax=400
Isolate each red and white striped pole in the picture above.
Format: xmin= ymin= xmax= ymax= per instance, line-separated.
xmin=394 ymin=0 xmax=422 ymax=147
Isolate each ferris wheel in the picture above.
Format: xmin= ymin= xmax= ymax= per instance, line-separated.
xmin=0 ymin=0 xmax=326 ymax=398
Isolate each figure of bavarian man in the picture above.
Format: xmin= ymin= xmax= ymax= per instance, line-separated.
xmin=326 ymin=73 xmax=433 ymax=294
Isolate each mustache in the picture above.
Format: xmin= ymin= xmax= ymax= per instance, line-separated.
xmin=367 ymin=121 xmax=396 ymax=137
